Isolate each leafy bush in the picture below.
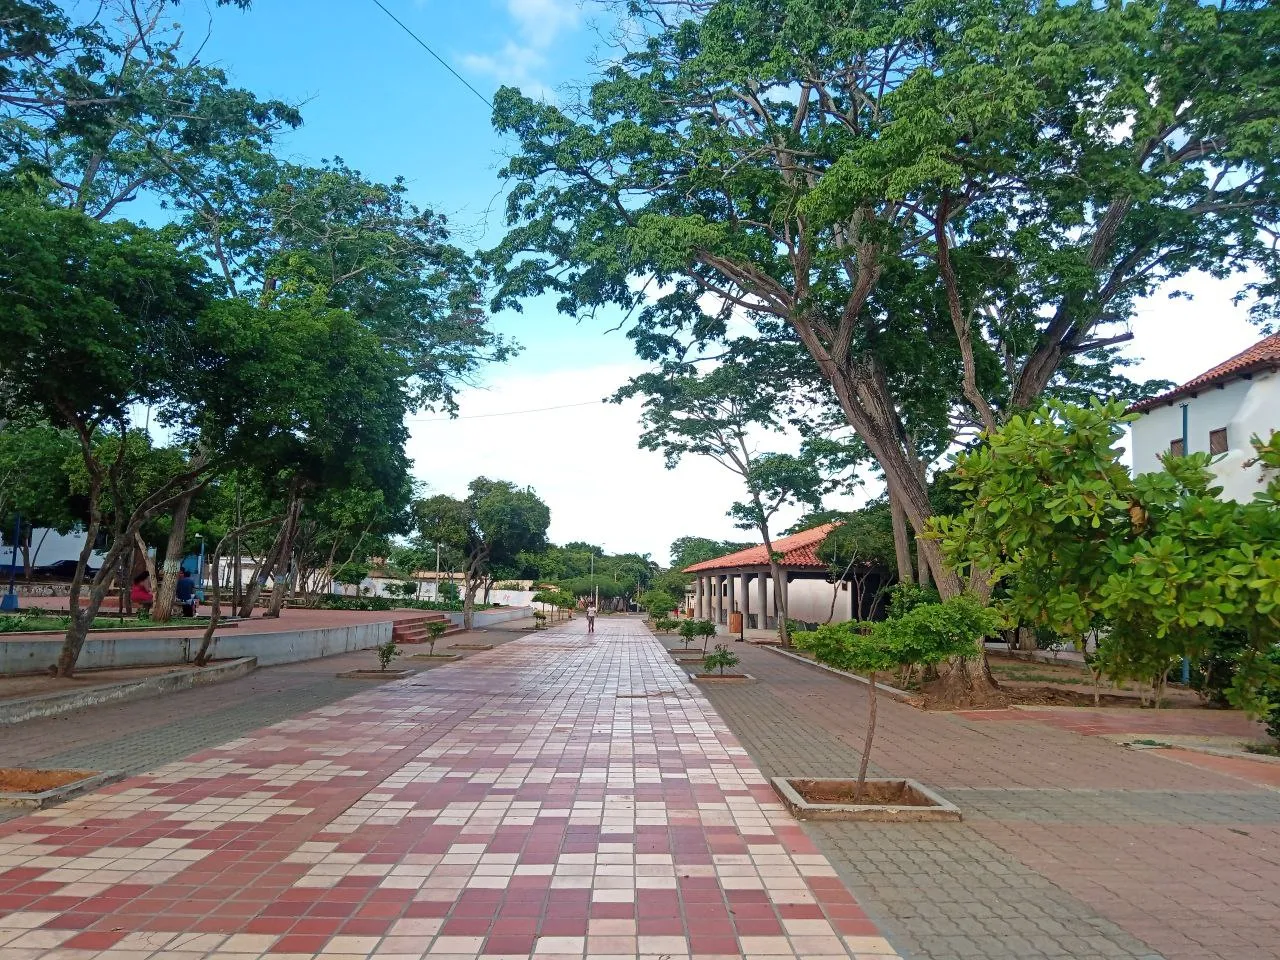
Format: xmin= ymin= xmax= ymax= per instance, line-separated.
xmin=795 ymin=596 xmax=996 ymax=799
xmin=375 ymin=638 xmax=400 ymax=671
xmin=533 ymin=610 xmax=547 ymax=629
xmin=0 ymin=614 xmax=39 ymax=633
xmin=885 ymin=582 xmax=940 ymax=620
xmin=426 ymin=620 xmax=448 ymax=655
xmin=1256 ymin=645 xmax=1280 ymax=742
xmin=654 ymin=616 xmax=678 ymax=634
xmin=312 ymin=595 xmax=481 ymax=613
xmin=639 ymin=588 xmax=679 ymax=619
xmin=438 ymin=581 xmax=460 ymax=602
xmin=677 ymin=618 xmax=715 ymax=649
xmin=703 ymin=643 xmax=741 ymax=676
xmin=1188 ymin=628 xmax=1251 ymax=707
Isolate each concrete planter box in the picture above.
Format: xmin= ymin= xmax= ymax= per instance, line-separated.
xmin=336 ymin=669 xmax=414 ymax=680
xmin=0 ymin=770 xmax=124 ymax=810
xmin=772 ymin=777 xmax=961 ymax=822
xmin=408 ymin=653 xmax=462 ymax=662
xmin=449 ymin=643 xmax=494 ymax=651
xmin=692 ymin=673 xmax=754 ymax=683
xmin=0 ymin=657 xmax=256 ymax=726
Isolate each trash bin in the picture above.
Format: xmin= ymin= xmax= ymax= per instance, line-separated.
xmin=728 ymin=611 xmax=743 ymax=635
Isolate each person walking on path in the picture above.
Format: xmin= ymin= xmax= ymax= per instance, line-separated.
xmin=586 ymin=601 xmax=596 ymax=633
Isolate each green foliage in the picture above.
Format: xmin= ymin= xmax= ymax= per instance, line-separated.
xmin=654 ymin=616 xmax=678 ymax=634
xmin=703 ymin=643 xmax=741 ymax=676
xmin=669 ymin=536 xmax=753 ymax=572
xmin=677 ymin=618 xmax=715 ymax=649
xmin=0 ymin=614 xmax=40 ymax=633
xmin=885 ymin=583 xmax=942 ymax=621
xmin=333 ymin=563 xmax=371 ymax=587
xmin=438 ymin=581 xmax=460 ymax=602
xmin=425 ymin=619 xmax=448 ymax=654
xmin=639 ymin=588 xmax=679 ymax=618
xmin=934 ymin=401 xmax=1280 ymax=712
xmin=311 ymin=594 xmax=478 ymax=613
xmin=375 ymin=638 xmax=400 ymax=672
xmin=796 ymin=597 xmax=997 ymax=676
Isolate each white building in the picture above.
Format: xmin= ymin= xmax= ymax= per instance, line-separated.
xmin=1129 ymin=331 xmax=1280 ymax=501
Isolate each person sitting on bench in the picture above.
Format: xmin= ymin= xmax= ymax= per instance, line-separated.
xmin=175 ymin=568 xmax=197 ymax=618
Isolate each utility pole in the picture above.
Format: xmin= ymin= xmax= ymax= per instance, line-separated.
xmin=434 ymin=542 xmax=441 ymax=598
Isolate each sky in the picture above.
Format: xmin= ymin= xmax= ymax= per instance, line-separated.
xmin=180 ymin=0 xmax=1266 ymax=565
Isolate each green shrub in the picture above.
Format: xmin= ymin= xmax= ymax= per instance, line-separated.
xmin=375 ymin=638 xmax=400 ymax=671
xmin=426 ymin=620 xmax=448 ymax=654
xmin=0 ymin=614 xmax=39 ymax=633
xmin=654 ymin=616 xmax=678 ymax=634
xmin=438 ymin=581 xmax=460 ymax=602
xmin=885 ymin=582 xmax=940 ymax=620
xmin=703 ymin=643 xmax=741 ymax=676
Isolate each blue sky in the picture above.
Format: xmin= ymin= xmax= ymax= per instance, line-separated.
xmin=197 ymin=0 xmax=628 ymax=379
xmin=150 ymin=2 xmax=1269 ymax=561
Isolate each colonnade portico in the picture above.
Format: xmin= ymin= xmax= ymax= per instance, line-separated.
xmin=692 ymin=567 xmax=785 ymax=630
xmin=683 ymin=522 xmax=842 ymax=633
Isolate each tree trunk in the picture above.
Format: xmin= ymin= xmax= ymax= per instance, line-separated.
xmin=855 ymin=671 xmax=878 ymax=802
xmin=265 ymin=498 xmax=302 ymax=618
xmin=150 ymin=491 xmax=194 ymax=623
xmin=195 ymin=517 xmax=280 ymax=666
xmin=888 ymin=486 xmax=914 ymax=585
xmin=134 ymin=531 xmax=157 ymax=611
xmin=238 ymin=509 xmax=290 ymax=618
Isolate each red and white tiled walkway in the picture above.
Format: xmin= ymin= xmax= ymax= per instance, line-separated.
xmin=0 ymin=619 xmax=899 ymax=959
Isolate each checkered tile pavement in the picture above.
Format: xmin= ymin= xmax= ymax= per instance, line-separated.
xmin=0 ymin=618 xmax=899 ymax=959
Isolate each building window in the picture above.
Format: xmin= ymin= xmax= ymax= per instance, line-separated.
xmin=1169 ymin=438 xmax=1185 ymax=457
xmin=1209 ymin=428 xmax=1228 ymax=455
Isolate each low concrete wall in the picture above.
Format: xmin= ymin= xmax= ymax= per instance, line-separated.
xmin=0 ymin=657 xmax=258 ymax=725
xmin=0 ymin=621 xmax=392 ymax=676
xmin=441 ymin=606 xmax=534 ymax=629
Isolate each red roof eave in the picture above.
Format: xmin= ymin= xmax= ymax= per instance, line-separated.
xmin=682 ymin=522 xmax=839 ymax=574
xmin=1128 ymin=332 xmax=1280 ymax=414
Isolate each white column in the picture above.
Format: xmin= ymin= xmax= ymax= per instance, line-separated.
xmin=695 ymin=577 xmax=706 ymax=618
xmin=740 ymin=573 xmax=751 ymax=630
xmin=757 ymin=573 xmax=768 ymax=630
xmin=727 ymin=573 xmax=738 ymax=614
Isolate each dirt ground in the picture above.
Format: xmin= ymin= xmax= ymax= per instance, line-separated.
xmin=0 ymin=767 xmax=92 ymax=792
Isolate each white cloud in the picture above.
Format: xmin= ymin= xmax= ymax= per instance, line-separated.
xmin=462 ymin=0 xmax=580 ymax=99
xmin=507 ymin=0 xmax=580 ymax=49
xmin=405 ymin=362 xmax=827 ymax=564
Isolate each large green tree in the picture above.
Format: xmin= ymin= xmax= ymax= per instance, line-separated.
xmin=414 ymin=480 xmax=551 ymax=628
xmin=616 ymin=361 xmax=832 ymax=640
xmin=487 ymin=0 xmax=1279 ymax=700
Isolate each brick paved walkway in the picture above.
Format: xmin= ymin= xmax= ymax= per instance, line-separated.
xmin=0 ymin=619 xmax=899 ymax=959
xmin=693 ymin=642 xmax=1280 ymax=960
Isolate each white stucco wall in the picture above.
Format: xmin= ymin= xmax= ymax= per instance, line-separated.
xmin=692 ymin=572 xmax=856 ymax=628
xmin=1129 ymin=370 xmax=1279 ymax=502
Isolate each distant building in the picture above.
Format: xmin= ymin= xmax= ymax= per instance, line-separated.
xmin=683 ymin=523 xmax=888 ymax=631
xmin=1129 ymin=331 xmax=1280 ymax=501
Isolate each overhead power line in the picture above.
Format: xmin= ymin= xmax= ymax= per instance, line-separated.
xmin=407 ymin=400 xmax=605 ymax=423
xmin=367 ymin=0 xmax=494 ymax=109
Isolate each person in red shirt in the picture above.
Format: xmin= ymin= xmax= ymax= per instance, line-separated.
xmin=130 ymin=572 xmax=154 ymax=616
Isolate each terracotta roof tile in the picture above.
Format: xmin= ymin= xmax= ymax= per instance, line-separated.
xmin=682 ymin=522 xmax=839 ymax=574
xmin=1130 ymin=332 xmax=1280 ymax=412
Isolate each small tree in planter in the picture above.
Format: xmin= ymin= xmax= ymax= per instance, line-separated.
xmin=695 ymin=618 xmax=718 ymax=652
xmin=677 ymin=618 xmax=699 ymax=650
xmin=425 ymin=620 xmax=448 ymax=655
xmin=796 ymin=596 xmax=999 ymax=801
xmin=654 ymin=615 xmax=678 ymax=634
xmin=375 ymin=638 xmax=401 ymax=671
xmin=533 ymin=610 xmax=547 ymax=630
xmin=703 ymin=643 xmax=741 ymax=676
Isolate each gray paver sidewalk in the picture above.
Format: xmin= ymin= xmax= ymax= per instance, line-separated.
xmin=692 ymin=640 xmax=1280 ymax=960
